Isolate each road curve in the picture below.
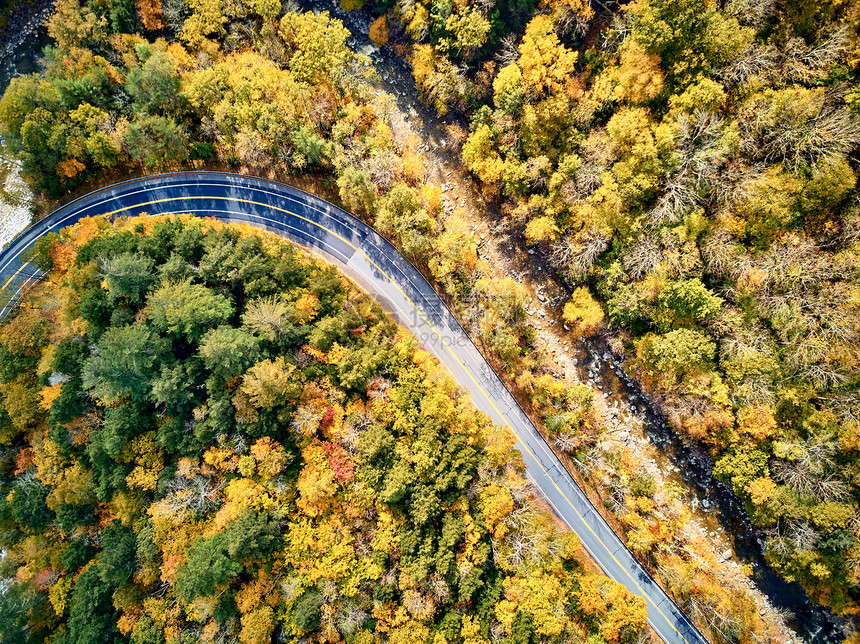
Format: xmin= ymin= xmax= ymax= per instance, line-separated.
xmin=0 ymin=172 xmax=709 ymax=644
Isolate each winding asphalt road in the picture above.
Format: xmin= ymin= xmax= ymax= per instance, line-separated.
xmin=0 ymin=172 xmax=709 ymax=644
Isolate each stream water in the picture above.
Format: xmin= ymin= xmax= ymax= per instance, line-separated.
xmin=0 ymin=24 xmax=48 ymax=95
xmin=0 ymin=0 xmax=52 ymax=97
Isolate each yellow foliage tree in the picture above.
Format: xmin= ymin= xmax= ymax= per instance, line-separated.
xmin=737 ymin=404 xmax=777 ymax=441
xmin=250 ymin=437 xmax=288 ymax=478
xmin=215 ymin=477 xmax=275 ymax=528
xmin=524 ymin=216 xmax=560 ymax=245
xmin=369 ymin=16 xmax=388 ymax=45
xmin=462 ymin=124 xmax=505 ymax=193
xmin=296 ymin=441 xmax=338 ymax=516
xmin=46 ymin=461 xmax=95 ymax=510
xmin=49 ymin=576 xmax=74 ymax=616
xmin=241 ymin=357 xmax=303 ymax=409
xmin=429 ymin=213 xmax=478 ymax=295
xmin=576 ymin=574 xmax=647 ymax=643
xmin=562 ymin=288 xmax=605 ymax=340
xmin=40 ymin=384 xmax=63 ymax=411
xmin=181 ymin=0 xmax=227 ymax=47
xmin=517 ymin=15 xmax=578 ymax=98
xmin=614 ymin=41 xmax=665 ymax=104
xmin=479 ymin=483 xmax=515 ymax=540
xmin=747 ymin=476 xmax=776 ymax=505
xmin=239 ymin=606 xmax=275 ymax=644
xmin=496 ymin=571 xmax=569 ymax=637
xmin=411 ymin=44 xmax=461 ymax=115
xmin=1 ymin=379 xmax=42 ymax=436
xmin=123 ymin=432 xmax=165 ymax=492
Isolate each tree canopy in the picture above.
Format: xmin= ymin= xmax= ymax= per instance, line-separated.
xmin=0 ymin=215 xmax=645 ymax=644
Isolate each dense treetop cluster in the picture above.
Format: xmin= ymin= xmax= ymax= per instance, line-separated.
xmin=0 ymin=214 xmax=647 ymax=644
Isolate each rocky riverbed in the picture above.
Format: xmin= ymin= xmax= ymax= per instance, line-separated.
xmin=0 ymin=5 xmax=46 ymax=250
xmin=580 ymin=340 xmax=848 ymax=643
xmin=0 ymin=157 xmax=34 ymax=249
xmin=0 ymin=0 xmax=53 ymax=92
xmin=0 ymin=0 xmax=51 ymax=248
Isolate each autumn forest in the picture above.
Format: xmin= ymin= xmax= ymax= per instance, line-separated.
xmin=0 ymin=0 xmax=860 ymax=641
